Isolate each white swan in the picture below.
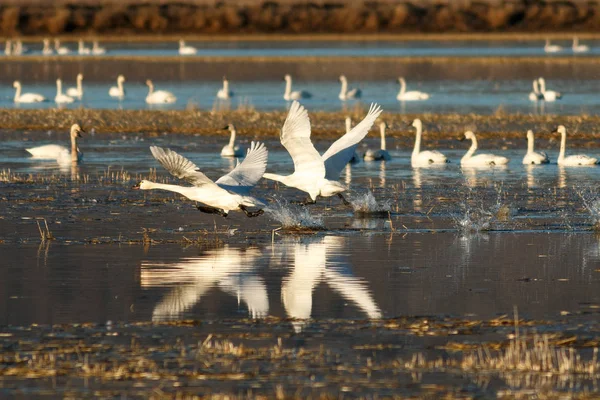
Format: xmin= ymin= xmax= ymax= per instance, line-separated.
xmin=528 ymin=79 xmax=542 ymax=101
xmin=345 ymin=117 xmax=361 ymax=164
xmin=338 ymin=75 xmax=361 ymax=101
xmin=13 ymin=81 xmax=46 ymax=103
xmin=396 ymin=77 xmax=429 ymax=101
xmin=544 ymin=39 xmax=562 ymax=53
xmin=221 ymin=124 xmax=244 ymax=157
xmin=77 ymin=40 xmax=90 ymax=55
xmin=263 ymin=101 xmax=382 ymax=204
xmin=554 ymin=125 xmax=597 ymax=166
xmin=91 ymin=40 xmax=106 ymax=55
xmin=66 ymin=73 xmax=83 ymax=99
xmin=538 ymin=77 xmax=561 ymax=101
xmin=26 ymin=124 xmax=84 ymax=164
xmin=410 ymin=118 xmax=447 ymax=166
xmin=54 ymin=79 xmax=74 ymax=104
xmin=178 ymin=40 xmax=196 ymax=55
xmin=572 ymin=36 xmax=590 ymax=53
xmin=13 ymin=40 xmax=28 ymax=55
xmin=522 ymin=130 xmax=549 ymax=165
xmin=216 ymin=77 xmax=233 ymax=99
xmin=42 ymin=38 xmax=53 ymax=55
xmin=109 ymin=75 xmax=126 ymax=99
xmin=4 ymin=40 xmax=11 ymax=55
xmin=145 ymin=79 xmax=176 ymax=104
xmin=54 ymin=39 xmax=70 ymax=55
xmin=461 ymin=131 xmax=509 ymax=166
xmin=137 ymin=141 xmax=268 ymax=217
xmin=364 ymin=122 xmax=391 ymax=161
xmin=283 ymin=74 xmax=311 ymax=101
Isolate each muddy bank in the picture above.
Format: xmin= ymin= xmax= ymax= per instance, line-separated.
xmin=3 ymin=1 xmax=600 ymax=36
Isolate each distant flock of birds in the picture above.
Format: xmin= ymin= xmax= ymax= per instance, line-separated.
xmin=544 ymin=37 xmax=590 ymax=53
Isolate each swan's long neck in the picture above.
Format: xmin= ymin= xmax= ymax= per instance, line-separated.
xmin=43 ymin=40 xmax=50 ymax=52
xmin=380 ymin=125 xmax=387 ymax=151
xmin=223 ymin=80 xmax=229 ymax=93
xmin=77 ymin=76 xmax=83 ymax=94
xmin=56 ymin=80 xmax=63 ymax=96
xmin=399 ymin=78 xmax=406 ymax=96
xmin=5 ymin=40 xmax=11 ymax=55
xmin=143 ymin=182 xmax=193 ymax=197
xmin=339 ymin=78 xmax=347 ymax=97
xmin=117 ymin=78 xmax=124 ymax=95
xmin=284 ymin=78 xmax=292 ymax=96
xmin=539 ymin=79 xmax=546 ymax=93
xmin=412 ymin=123 xmax=422 ymax=156
xmin=78 ymin=40 xmax=83 ymax=51
xmin=71 ymin=134 xmax=78 ymax=158
xmin=559 ymin=131 xmax=566 ymax=161
xmin=527 ymin=134 xmax=534 ymax=154
xmin=14 ymin=83 xmax=20 ymax=101
xmin=228 ymin=128 xmax=236 ymax=147
xmin=147 ymin=82 xmax=154 ymax=96
xmin=532 ymin=80 xmax=539 ymax=94
xmin=574 ymin=37 xmax=579 ymax=47
xmin=463 ymin=136 xmax=478 ymax=161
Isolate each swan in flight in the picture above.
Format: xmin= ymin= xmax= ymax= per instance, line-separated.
xmin=460 ymin=131 xmax=509 ymax=166
xmin=178 ymin=40 xmax=196 ymax=55
xmin=4 ymin=40 xmax=11 ymax=55
xmin=26 ymin=124 xmax=84 ymax=164
xmin=54 ymin=79 xmax=74 ymax=104
xmin=554 ymin=125 xmax=597 ymax=166
xmin=54 ymin=39 xmax=70 ymax=55
xmin=544 ymin=39 xmax=562 ymax=53
xmin=221 ymin=124 xmax=244 ymax=157
xmin=66 ymin=73 xmax=83 ymax=99
xmin=572 ymin=36 xmax=590 ymax=53
xmin=345 ymin=117 xmax=361 ymax=164
xmin=216 ymin=77 xmax=233 ymax=99
xmin=338 ymin=75 xmax=361 ymax=101
xmin=528 ymin=79 xmax=542 ymax=101
xmin=137 ymin=141 xmax=268 ymax=217
xmin=364 ymin=122 xmax=391 ymax=161
xmin=145 ymin=80 xmax=176 ymax=104
xmin=263 ymin=101 xmax=382 ymax=204
xmin=109 ymin=75 xmax=126 ymax=99
xmin=410 ymin=118 xmax=447 ymax=166
xmin=283 ymin=74 xmax=311 ymax=101
xmin=13 ymin=81 xmax=46 ymax=103
xmin=538 ymin=77 xmax=561 ymax=101
xmin=523 ymin=130 xmax=549 ymax=165
xmin=42 ymin=38 xmax=53 ymax=55
xmin=91 ymin=40 xmax=106 ymax=55
xmin=77 ymin=39 xmax=90 ymax=55
xmin=396 ymin=77 xmax=429 ymax=101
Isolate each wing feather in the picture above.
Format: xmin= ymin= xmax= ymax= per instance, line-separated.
xmin=216 ymin=141 xmax=268 ymax=194
xmin=149 ymin=146 xmax=214 ymax=187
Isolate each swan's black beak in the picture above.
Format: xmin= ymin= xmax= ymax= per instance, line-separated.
xmin=222 ymin=125 xmax=230 ymax=130
xmin=76 ymin=128 xmax=84 ymax=138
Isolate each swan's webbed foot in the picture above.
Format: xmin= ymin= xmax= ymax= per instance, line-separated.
xmin=197 ymin=205 xmax=228 ymax=217
xmin=240 ymin=205 xmax=264 ymax=218
xmin=337 ymin=193 xmax=351 ymax=206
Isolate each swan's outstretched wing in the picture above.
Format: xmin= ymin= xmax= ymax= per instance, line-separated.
xmin=216 ymin=141 xmax=268 ymax=194
xmin=150 ymin=146 xmax=214 ymax=187
xmin=322 ymin=103 xmax=383 ymax=180
xmin=280 ymin=101 xmax=325 ymax=179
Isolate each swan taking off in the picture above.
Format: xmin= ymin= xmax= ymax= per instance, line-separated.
xmin=221 ymin=124 xmax=244 ymax=157
xmin=137 ymin=142 xmax=268 ymax=217
xmin=66 ymin=73 xmax=83 ymax=99
xmin=54 ymin=39 xmax=70 ymax=55
xmin=109 ymin=75 xmax=126 ymax=99
xmin=460 ymin=131 xmax=509 ymax=166
xmin=544 ymin=39 xmax=562 ymax=53
xmin=13 ymin=81 xmax=46 ymax=103
xmin=77 ymin=39 xmax=90 ymax=55
xmin=283 ymin=74 xmax=311 ymax=101
xmin=145 ymin=80 xmax=176 ymax=104
xmin=216 ymin=77 xmax=233 ymax=99
xmin=42 ymin=38 xmax=53 ymax=55
xmin=92 ymin=40 xmax=106 ymax=55
xmin=554 ymin=125 xmax=597 ymax=166
xmin=178 ymin=40 xmax=196 ymax=55
xmin=364 ymin=122 xmax=391 ymax=161
xmin=263 ymin=101 xmax=382 ymax=204
xmin=411 ymin=118 xmax=447 ymax=166
xmin=538 ymin=77 xmax=561 ymax=101
xmin=26 ymin=124 xmax=84 ymax=164
xmin=528 ymin=79 xmax=542 ymax=101
xmin=522 ymin=130 xmax=549 ymax=165
xmin=572 ymin=37 xmax=590 ymax=53
xmin=397 ymin=77 xmax=429 ymax=101
xmin=338 ymin=75 xmax=361 ymax=101
xmin=55 ymin=79 xmax=74 ymax=104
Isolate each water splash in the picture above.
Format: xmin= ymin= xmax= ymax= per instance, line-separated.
xmin=452 ymin=185 xmax=511 ymax=233
xmin=350 ymin=190 xmax=391 ymax=217
xmin=577 ymin=188 xmax=600 ymax=230
xmin=265 ymin=199 xmax=325 ymax=231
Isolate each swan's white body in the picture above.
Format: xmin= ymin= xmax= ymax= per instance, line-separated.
xmin=145 ymin=80 xmax=176 ymax=104
xmin=91 ymin=40 xmax=106 ymax=55
xmin=345 ymin=117 xmax=361 ymax=164
xmin=221 ymin=124 xmax=243 ymax=157
xmin=26 ymin=124 xmax=84 ymax=164
xmin=77 ymin=40 xmax=90 ymax=55
xmin=338 ymin=75 xmax=361 ymax=101
xmin=538 ymin=77 xmax=561 ymax=102
xmin=178 ymin=40 xmax=196 ymax=55
xmin=42 ymin=38 xmax=53 ymax=55
xmin=139 ymin=141 xmax=268 ymax=216
xmin=109 ymin=75 xmax=126 ymax=98
xmin=66 ymin=73 xmax=83 ymax=99
xmin=13 ymin=81 xmax=46 ymax=103
xmin=544 ymin=39 xmax=562 ymax=53
xmin=522 ymin=130 xmax=549 ymax=165
xmin=555 ymin=125 xmax=597 ymax=166
xmin=216 ymin=78 xmax=233 ymax=99
xmin=13 ymin=40 xmax=27 ymax=55
xmin=461 ymin=131 xmax=509 ymax=166
xmin=283 ymin=74 xmax=311 ymax=101
xmin=411 ymin=119 xmax=447 ymax=166
xmin=364 ymin=122 xmax=391 ymax=161
xmin=572 ymin=37 xmax=589 ymax=53
xmin=54 ymin=39 xmax=70 ymax=55
xmin=396 ymin=77 xmax=429 ymax=101
xmin=264 ymin=101 xmax=382 ymax=202
xmin=4 ymin=40 xmax=11 ymax=55
xmin=54 ymin=79 xmax=74 ymax=103
xmin=529 ymin=79 xmax=542 ymax=101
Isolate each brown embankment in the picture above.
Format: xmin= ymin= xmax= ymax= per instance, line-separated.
xmin=2 ymin=0 xmax=600 ymax=36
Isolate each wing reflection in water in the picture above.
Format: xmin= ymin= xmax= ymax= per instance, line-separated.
xmin=279 ymin=236 xmax=382 ymax=332
xmin=141 ymin=246 xmax=266 ymax=321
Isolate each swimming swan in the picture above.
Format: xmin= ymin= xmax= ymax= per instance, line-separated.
xmin=42 ymin=38 xmax=53 ymax=55
xmin=397 ymin=77 xmax=429 ymax=101
xmin=411 ymin=118 xmax=447 ymax=166
xmin=4 ymin=40 xmax=11 ymax=55
xmin=77 ymin=39 xmax=90 ymax=55
xmin=221 ymin=124 xmax=244 ymax=157
xmin=338 ymin=75 xmax=361 ymax=101
xmin=522 ymin=130 xmax=549 ymax=165
xmin=217 ymin=77 xmax=233 ymax=99
xmin=26 ymin=124 xmax=84 ymax=164
xmin=263 ymin=101 xmax=382 ymax=204
xmin=538 ymin=77 xmax=561 ymax=101
xmin=145 ymin=80 xmax=176 ymax=104
xmin=364 ymin=122 xmax=391 ymax=161
xmin=178 ymin=40 xmax=196 ymax=55
xmin=91 ymin=40 xmax=106 ymax=55
xmin=529 ymin=79 xmax=542 ymax=101
xmin=283 ymin=74 xmax=311 ymax=101
xmin=13 ymin=81 xmax=46 ymax=103
xmin=572 ymin=37 xmax=590 ymax=53
xmin=138 ymin=141 xmax=268 ymax=217
xmin=54 ymin=39 xmax=70 ymax=55
xmin=109 ymin=75 xmax=126 ymax=98
xmin=554 ymin=125 xmax=597 ymax=166
xmin=66 ymin=73 xmax=83 ymax=99
xmin=544 ymin=39 xmax=562 ymax=53
xmin=460 ymin=131 xmax=509 ymax=166
xmin=54 ymin=79 xmax=74 ymax=104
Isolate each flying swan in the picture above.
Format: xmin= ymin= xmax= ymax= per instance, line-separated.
xmin=522 ymin=130 xmax=549 ymax=165
xmin=460 ymin=131 xmax=509 ymax=166
xmin=554 ymin=125 xmax=597 ymax=166
xmin=26 ymin=124 xmax=84 ymax=164
xmin=410 ymin=118 xmax=447 ymax=166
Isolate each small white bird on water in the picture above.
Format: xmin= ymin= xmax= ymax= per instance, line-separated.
xmin=410 ymin=118 xmax=447 ymax=167
xmin=178 ymin=40 xmax=197 ymax=55
xmin=66 ymin=73 xmax=84 ymax=100
xmin=217 ymin=77 xmax=233 ymax=99
xmin=544 ymin=39 xmax=562 ymax=53
xmin=54 ymin=39 xmax=70 ymax=55
xmin=263 ymin=101 xmax=382 ymax=204
xmin=572 ymin=36 xmax=590 ymax=53
xmin=78 ymin=39 xmax=90 ymax=55
xmin=92 ymin=40 xmax=106 ymax=55
xmin=538 ymin=77 xmax=561 ymax=101
xmin=338 ymin=75 xmax=361 ymax=101
xmin=26 ymin=124 xmax=84 ymax=164
xmin=363 ymin=122 xmax=391 ymax=161
xmin=145 ymin=79 xmax=176 ymax=104
xmin=13 ymin=81 xmax=46 ymax=103
xmin=522 ymin=130 xmax=549 ymax=165
xmin=55 ymin=79 xmax=74 ymax=104
xmin=221 ymin=124 xmax=244 ymax=157
xmin=109 ymin=75 xmax=126 ymax=99
xmin=137 ymin=141 xmax=268 ymax=217
xmin=42 ymin=38 xmax=53 ymax=55
xmin=554 ymin=125 xmax=597 ymax=166
xmin=397 ymin=77 xmax=429 ymax=101
xmin=283 ymin=74 xmax=311 ymax=101
xmin=460 ymin=131 xmax=509 ymax=166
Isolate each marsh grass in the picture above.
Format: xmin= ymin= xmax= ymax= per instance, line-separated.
xmin=36 ymin=218 xmax=54 ymax=242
